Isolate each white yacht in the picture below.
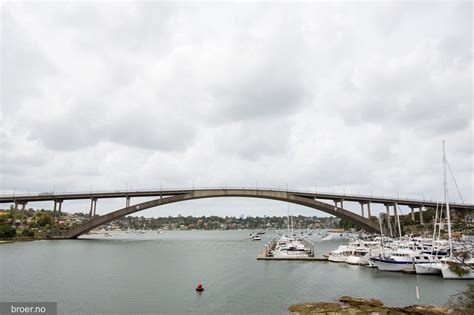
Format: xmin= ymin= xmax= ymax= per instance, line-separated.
xmin=370 ymin=248 xmax=417 ymax=272
xmin=412 ymin=254 xmax=442 ymax=275
xmin=346 ymin=248 xmax=370 ymax=265
xmin=328 ymin=245 xmax=353 ymax=263
xmin=272 ymin=236 xmax=311 ymax=258
xmin=438 ymin=257 xmax=474 ymax=279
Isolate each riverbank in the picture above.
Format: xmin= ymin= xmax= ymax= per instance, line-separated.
xmin=289 ymin=296 xmax=452 ymax=314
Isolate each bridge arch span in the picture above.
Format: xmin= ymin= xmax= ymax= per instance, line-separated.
xmin=52 ymin=189 xmax=380 ymax=239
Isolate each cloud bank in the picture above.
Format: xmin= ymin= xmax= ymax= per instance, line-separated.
xmin=1 ymin=1 xmax=472 ymax=217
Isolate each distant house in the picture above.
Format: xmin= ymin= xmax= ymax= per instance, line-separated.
xmin=466 ymin=214 xmax=473 ymax=227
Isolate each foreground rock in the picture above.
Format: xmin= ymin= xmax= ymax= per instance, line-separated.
xmin=289 ymin=296 xmax=452 ymax=314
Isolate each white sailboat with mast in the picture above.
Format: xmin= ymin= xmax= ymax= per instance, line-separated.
xmin=436 ymin=141 xmax=474 ymax=279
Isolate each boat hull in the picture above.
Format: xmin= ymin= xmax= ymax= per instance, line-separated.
xmin=441 ymin=267 xmax=474 ymax=279
xmin=346 ymin=256 xmax=361 ymax=265
xmin=371 ymin=258 xmax=414 ymax=272
xmin=328 ymin=255 xmax=347 ymax=263
xmin=414 ymin=263 xmax=441 ymax=275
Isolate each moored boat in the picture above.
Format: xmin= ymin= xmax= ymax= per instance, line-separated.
xmin=370 ymin=248 xmax=416 ymax=272
xmin=328 ymin=245 xmax=353 ymax=263
xmin=250 ymin=233 xmax=262 ymax=241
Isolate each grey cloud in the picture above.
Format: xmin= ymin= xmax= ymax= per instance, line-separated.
xmin=103 ymin=108 xmax=196 ymax=152
xmin=1 ymin=10 xmax=57 ymax=114
xmin=1 ymin=2 xmax=472 ymax=211
xmin=211 ymin=66 xmax=305 ymax=122
xmin=207 ymin=9 xmax=307 ymax=123
xmin=214 ymin=119 xmax=291 ymax=160
xmin=30 ymin=105 xmax=196 ymax=152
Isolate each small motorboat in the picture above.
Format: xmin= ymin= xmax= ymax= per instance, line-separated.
xmin=250 ymin=234 xmax=262 ymax=241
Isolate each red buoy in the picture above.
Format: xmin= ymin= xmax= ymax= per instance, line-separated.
xmin=196 ymin=284 xmax=204 ymax=292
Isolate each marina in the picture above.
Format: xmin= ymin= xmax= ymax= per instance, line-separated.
xmin=256 ymin=236 xmax=324 ymax=261
xmin=1 ymin=230 xmax=471 ymax=314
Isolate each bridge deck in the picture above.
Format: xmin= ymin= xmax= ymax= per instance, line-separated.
xmin=0 ymin=188 xmax=472 ymax=210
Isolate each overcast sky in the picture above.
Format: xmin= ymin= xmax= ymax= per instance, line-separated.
xmin=1 ymin=1 xmax=472 ymax=218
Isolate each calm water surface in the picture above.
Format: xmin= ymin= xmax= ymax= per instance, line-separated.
xmin=1 ymin=230 xmax=471 ymax=314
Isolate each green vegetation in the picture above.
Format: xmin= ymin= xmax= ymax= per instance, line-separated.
xmin=112 ymin=214 xmax=340 ymax=230
xmin=0 ymin=206 xmax=341 ymax=236
xmin=21 ymin=228 xmax=35 ymax=237
xmin=0 ymin=208 xmax=58 ymax=239
xmin=397 ymin=207 xmax=473 ymax=236
xmin=448 ymin=251 xmax=473 ymax=277
xmin=338 ymin=219 xmax=355 ymax=230
xmin=0 ymin=214 xmax=16 ymax=238
xmin=33 ymin=212 xmax=53 ymax=227
xmin=0 ymin=224 xmax=16 ymax=238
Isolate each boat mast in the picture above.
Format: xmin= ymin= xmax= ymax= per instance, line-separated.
xmin=395 ymin=204 xmax=402 ymax=238
xmin=431 ymin=203 xmax=439 ymax=255
xmin=437 ymin=203 xmax=443 ymax=241
xmin=443 ymin=140 xmax=453 ymax=257
xmin=378 ymin=214 xmax=384 ymax=250
xmin=290 ymin=214 xmax=294 ymax=236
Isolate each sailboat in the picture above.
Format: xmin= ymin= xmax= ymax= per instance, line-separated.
xmin=435 ymin=141 xmax=474 ymax=279
xmin=272 ymin=204 xmax=312 ymax=257
xmin=413 ymin=203 xmax=443 ymax=274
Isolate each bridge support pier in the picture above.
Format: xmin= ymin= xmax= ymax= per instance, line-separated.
xmin=89 ymin=198 xmax=97 ymax=219
xmin=367 ymin=202 xmax=371 ymax=218
xmin=360 ymin=202 xmax=365 ymax=218
xmin=333 ymin=199 xmax=344 ymax=210
xmin=126 ymin=196 xmax=131 ymax=208
xmin=19 ymin=202 xmax=27 ymax=228
xmin=92 ymin=199 xmax=97 ymax=217
xmin=57 ymin=200 xmax=62 ymax=229
xmin=419 ymin=206 xmax=424 ymax=224
xmin=410 ymin=206 xmax=415 ymax=221
xmin=12 ymin=202 xmax=18 ymax=227
xmin=385 ymin=204 xmax=393 ymax=237
xmin=52 ymin=201 xmax=58 ymax=231
xmin=393 ymin=202 xmax=402 ymax=237
xmin=12 ymin=202 xmax=18 ymax=228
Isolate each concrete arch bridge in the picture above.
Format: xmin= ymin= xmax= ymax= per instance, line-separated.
xmin=52 ymin=189 xmax=380 ymax=238
xmin=2 ymin=188 xmax=473 ymax=239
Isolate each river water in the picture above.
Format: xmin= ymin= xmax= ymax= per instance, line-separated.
xmin=1 ymin=230 xmax=471 ymax=314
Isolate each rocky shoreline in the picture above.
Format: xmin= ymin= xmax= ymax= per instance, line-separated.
xmin=289 ymin=296 xmax=452 ymax=314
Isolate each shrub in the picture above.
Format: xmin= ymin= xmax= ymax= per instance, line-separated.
xmin=0 ymin=224 xmax=17 ymax=238
xmin=21 ymin=229 xmax=35 ymax=237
